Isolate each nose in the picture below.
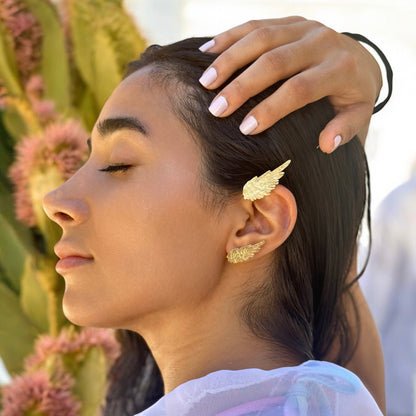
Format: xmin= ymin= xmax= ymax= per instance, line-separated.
xmin=43 ymin=185 xmax=89 ymax=228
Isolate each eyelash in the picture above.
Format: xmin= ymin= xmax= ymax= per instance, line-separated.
xmin=99 ymin=164 xmax=132 ymax=174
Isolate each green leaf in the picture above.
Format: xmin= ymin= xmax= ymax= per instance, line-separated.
xmin=72 ymin=347 xmax=108 ymax=416
xmin=0 ymin=281 xmax=39 ymax=374
xmin=24 ymin=0 xmax=71 ymax=112
xmin=93 ymin=30 xmax=122 ymax=108
xmin=0 ymin=114 xmax=15 ymax=174
xmin=68 ymin=0 xmax=146 ymax=110
xmin=20 ymin=257 xmax=49 ymax=333
xmin=0 ymin=193 xmax=34 ymax=293
xmin=78 ymin=89 xmax=99 ymax=132
xmin=0 ymin=20 xmax=22 ymax=96
xmin=68 ymin=1 xmax=96 ymax=94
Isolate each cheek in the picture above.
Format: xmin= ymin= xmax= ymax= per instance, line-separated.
xmin=67 ymin=178 xmax=226 ymax=328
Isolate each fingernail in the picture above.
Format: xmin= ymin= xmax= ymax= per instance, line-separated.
xmin=239 ymin=116 xmax=258 ymax=135
xmin=332 ymin=135 xmax=342 ymax=152
xmin=209 ymin=96 xmax=228 ymax=117
xmin=199 ymin=67 xmax=217 ymax=87
xmin=199 ymin=39 xmax=215 ymax=52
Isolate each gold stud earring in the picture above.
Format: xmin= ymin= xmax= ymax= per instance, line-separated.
xmin=243 ymin=160 xmax=291 ymax=201
xmin=226 ymin=240 xmax=265 ymax=264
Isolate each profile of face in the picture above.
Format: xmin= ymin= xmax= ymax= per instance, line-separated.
xmin=43 ymin=67 xmax=235 ymax=330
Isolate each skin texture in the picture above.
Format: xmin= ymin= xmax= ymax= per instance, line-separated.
xmin=199 ymin=17 xmax=382 ymax=153
xmin=43 ymin=67 xmax=300 ymax=393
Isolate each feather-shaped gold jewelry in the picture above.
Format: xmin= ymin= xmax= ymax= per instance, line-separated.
xmin=243 ymin=160 xmax=291 ymax=201
xmin=226 ymin=240 xmax=265 ymax=264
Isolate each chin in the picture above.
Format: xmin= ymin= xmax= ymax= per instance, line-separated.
xmin=62 ymin=295 xmax=108 ymax=328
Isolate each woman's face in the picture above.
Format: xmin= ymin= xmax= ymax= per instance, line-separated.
xmin=43 ymin=67 xmax=230 ymax=330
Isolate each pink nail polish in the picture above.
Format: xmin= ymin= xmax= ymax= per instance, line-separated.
xmin=199 ymin=67 xmax=217 ymax=88
xmin=209 ymin=96 xmax=228 ymax=117
xmin=332 ymin=135 xmax=342 ymax=152
xmin=199 ymin=39 xmax=215 ymax=52
xmin=239 ymin=116 xmax=258 ymax=135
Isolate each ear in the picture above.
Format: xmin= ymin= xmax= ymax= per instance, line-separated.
xmin=225 ymin=185 xmax=297 ymax=259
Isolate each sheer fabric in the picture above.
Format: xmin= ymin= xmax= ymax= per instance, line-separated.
xmin=135 ymin=361 xmax=382 ymax=415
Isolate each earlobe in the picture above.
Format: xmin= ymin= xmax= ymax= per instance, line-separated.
xmin=225 ymin=185 xmax=297 ymax=263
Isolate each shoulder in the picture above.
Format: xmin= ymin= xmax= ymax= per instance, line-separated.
xmin=136 ymin=361 xmax=382 ymax=416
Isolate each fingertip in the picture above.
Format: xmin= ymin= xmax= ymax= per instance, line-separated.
xmin=199 ymin=67 xmax=218 ymax=88
xmin=319 ymin=132 xmax=343 ymax=154
xmin=199 ymin=38 xmax=215 ymax=52
xmin=239 ymin=115 xmax=258 ymax=135
xmin=332 ymin=134 xmax=342 ymax=152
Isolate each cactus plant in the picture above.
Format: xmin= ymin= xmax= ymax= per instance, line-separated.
xmin=0 ymin=0 xmax=147 ymax=413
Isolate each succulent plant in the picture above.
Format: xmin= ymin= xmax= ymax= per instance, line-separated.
xmin=0 ymin=0 xmax=147 ymax=413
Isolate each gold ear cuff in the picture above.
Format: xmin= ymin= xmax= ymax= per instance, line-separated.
xmin=226 ymin=240 xmax=265 ymax=264
xmin=226 ymin=161 xmax=290 ymax=264
xmin=243 ymin=160 xmax=291 ymax=201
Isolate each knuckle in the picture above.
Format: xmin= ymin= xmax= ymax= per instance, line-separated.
xmin=314 ymin=24 xmax=336 ymax=43
xmin=286 ymin=15 xmax=307 ymax=25
xmin=259 ymin=50 xmax=285 ymax=73
xmin=257 ymin=100 xmax=276 ymax=121
xmin=253 ymin=26 xmax=274 ymax=45
xmin=215 ymin=49 xmax=233 ymax=68
xmin=307 ymin=22 xmax=339 ymax=46
xmin=288 ymin=76 xmax=311 ymax=100
xmin=245 ymin=19 xmax=262 ymax=31
xmin=227 ymin=78 xmax=247 ymax=100
xmin=337 ymin=50 xmax=358 ymax=75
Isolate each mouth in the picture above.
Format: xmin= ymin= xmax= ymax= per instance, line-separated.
xmin=54 ymin=243 xmax=94 ymax=273
xmin=56 ymin=256 xmax=93 ymax=273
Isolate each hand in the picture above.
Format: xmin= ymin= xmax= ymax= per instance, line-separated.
xmin=198 ymin=17 xmax=382 ymax=153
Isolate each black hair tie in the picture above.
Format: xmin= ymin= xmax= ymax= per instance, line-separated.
xmin=342 ymin=32 xmax=393 ymax=114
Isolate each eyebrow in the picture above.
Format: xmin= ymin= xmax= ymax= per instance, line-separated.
xmin=87 ymin=116 xmax=149 ymax=151
xmin=97 ymin=116 xmax=148 ymax=137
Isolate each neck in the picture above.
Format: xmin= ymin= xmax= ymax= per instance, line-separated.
xmin=133 ymin=271 xmax=298 ymax=393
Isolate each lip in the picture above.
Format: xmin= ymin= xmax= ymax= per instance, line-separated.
xmin=56 ymin=256 xmax=93 ymax=273
xmin=54 ymin=242 xmax=93 ymax=273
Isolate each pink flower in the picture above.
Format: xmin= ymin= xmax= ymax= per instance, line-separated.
xmin=25 ymin=74 xmax=45 ymax=98
xmin=26 ymin=327 xmax=120 ymax=370
xmin=32 ymin=99 xmax=57 ymax=124
xmin=1 ymin=369 xmax=81 ymax=416
xmin=8 ymin=119 xmax=88 ymax=226
xmin=0 ymin=0 xmax=43 ymax=83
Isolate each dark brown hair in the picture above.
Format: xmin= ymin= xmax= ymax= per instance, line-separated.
xmin=104 ymin=37 xmax=369 ymax=415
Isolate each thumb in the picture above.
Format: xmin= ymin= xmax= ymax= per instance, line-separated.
xmin=318 ymin=103 xmax=372 ymax=153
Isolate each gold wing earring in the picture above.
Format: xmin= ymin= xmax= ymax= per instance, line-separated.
xmin=226 ymin=160 xmax=291 ymax=264
xmin=243 ymin=160 xmax=291 ymax=201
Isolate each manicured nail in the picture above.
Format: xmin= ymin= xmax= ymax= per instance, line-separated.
xmin=332 ymin=135 xmax=342 ymax=152
xmin=209 ymin=96 xmax=228 ymax=117
xmin=199 ymin=67 xmax=217 ymax=87
xmin=199 ymin=39 xmax=215 ymax=52
xmin=239 ymin=116 xmax=258 ymax=135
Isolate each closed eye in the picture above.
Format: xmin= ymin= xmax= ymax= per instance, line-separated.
xmin=98 ymin=164 xmax=132 ymax=173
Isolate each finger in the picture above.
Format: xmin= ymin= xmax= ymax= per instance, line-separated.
xmin=237 ymin=66 xmax=337 ymax=134
xmin=200 ymin=20 xmax=319 ymax=92
xmin=200 ymin=16 xmax=306 ymax=54
xmin=206 ymin=39 xmax=317 ymax=117
xmin=318 ymin=103 xmax=373 ymax=153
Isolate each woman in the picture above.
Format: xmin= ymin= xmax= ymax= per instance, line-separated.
xmin=42 ymin=22 xmax=384 ymax=414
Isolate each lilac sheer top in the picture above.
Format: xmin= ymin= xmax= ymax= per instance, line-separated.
xmin=135 ymin=361 xmax=382 ymax=416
